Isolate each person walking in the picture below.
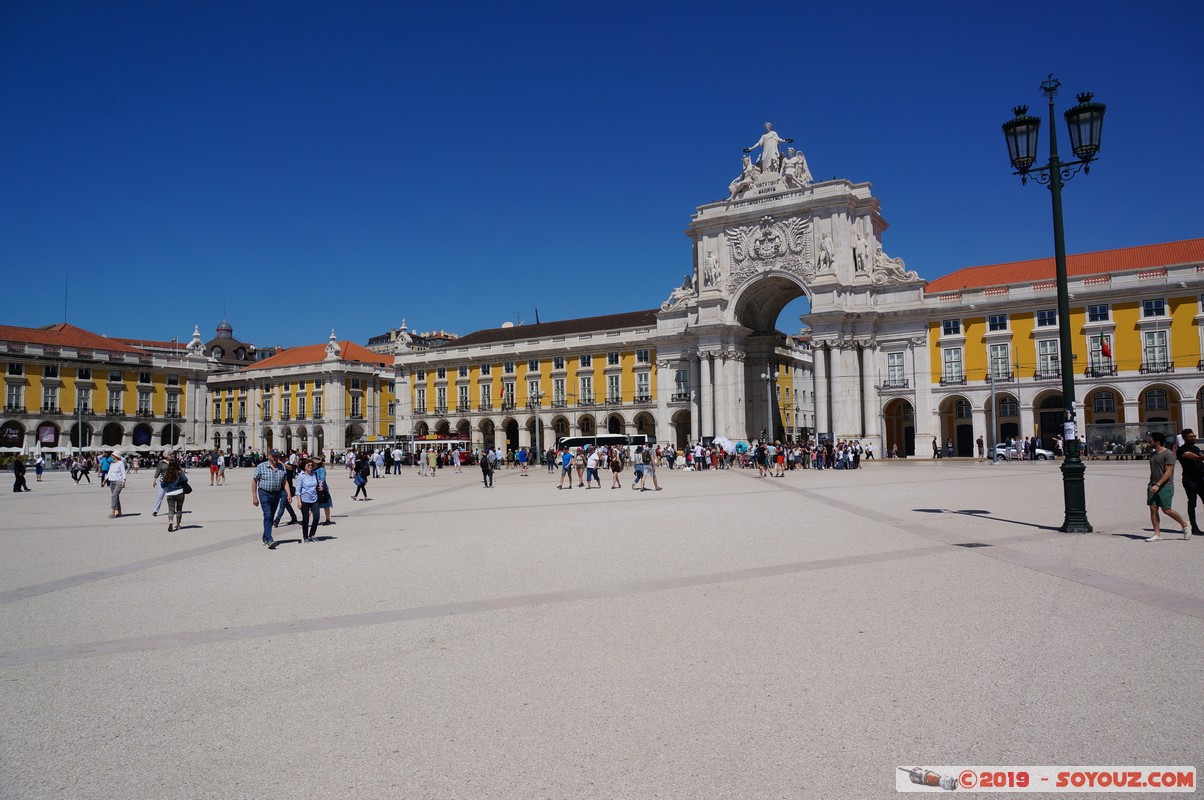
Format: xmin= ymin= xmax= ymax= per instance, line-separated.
xmin=314 ymin=455 xmax=335 ymax=525
xmin=294 ymin=459 xmax=321 ymax=542
xmin=274 ymin=461 xmax=301 ymax=526
xmin=151 ymin=453 xmax=171 ymax=516
xmin=12 ymin=456 xmax=30 ymax=493
xmin=159 ymin=460 xmax=189 ymax=532
xmin=584 ymin=447 xmax=601 ymax=488
xmin=480 ymin=447 xmax=494 ymax=488
xmin=34 ymin=454 xmax=45 ymax=482
xmin=976 ymin=435 xmax=985 ymax=461
xmin=425 ymin=446 xmax=438 ymax=478
xmin=557 ymin=447 xmax=573 ymax=489
xmin=639 ymin=444 xmax=661 ymax=491
xmin=106 ymin=452 xmax=127 ymax=517
xmin=1145 ymin=431 xmax=1189 ymax=542
xmin=252 ymin=449 xmax=290 ymax=548
xmin=1175 ymin=428 xmax=1202 ymax=539
xmin=609 ymin=446 xmax=623 ymax=489
xmin=352 ymin=453 xmax=371 ymax=500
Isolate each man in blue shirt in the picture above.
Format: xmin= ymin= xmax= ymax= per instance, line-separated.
xmin=251 ymin=450 xmax=291 ymax=548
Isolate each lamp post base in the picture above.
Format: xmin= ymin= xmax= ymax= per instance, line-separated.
xmin=1059 ymin=456 xmax=1094 ymax=533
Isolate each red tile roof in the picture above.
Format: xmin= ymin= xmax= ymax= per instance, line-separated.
xmin=243 ymin=340 xmax=388 ymax=371
xmin=0 ymin=323 xmax=148 ymax=354
xmin=925 ymin=238 xmax=1204 ymax=294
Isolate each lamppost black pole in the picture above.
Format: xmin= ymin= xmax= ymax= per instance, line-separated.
xmin=1002 ymin=75 xmax=1105 ymax=533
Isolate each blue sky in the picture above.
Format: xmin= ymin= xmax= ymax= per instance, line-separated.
xmin=2 ymin=1 xmax=1201 ymax=349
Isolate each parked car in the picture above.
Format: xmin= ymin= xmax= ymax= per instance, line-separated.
xmin=991 ymin=443 xmax=1053 ymax=461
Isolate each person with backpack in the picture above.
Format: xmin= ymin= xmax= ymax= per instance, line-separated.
xmin=352 ymin=452 xmax=371 ymax=500
xmin=638 ymin=443 xmax=661 ymax=491
xmin=480 ymin=447 xmax=494 ymax=488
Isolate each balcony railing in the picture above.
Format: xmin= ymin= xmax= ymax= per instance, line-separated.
xmin=938 ymin=375 xmax=966 ymax=387
xmin=434 ymin=406 xmax=448 ymax=415
xmin=136 ymin=409 xmax=153 ymax=418
xmin=212 ymin=416 xmax=222 ymax=424
xmin=238 ymin=415 xmax=247 ymax=423
xmin=525 ymin=400 xmax=541 ymax=410
xmin=4 ymin=405 xmax=26 ymax=413
xmin=1084 ymin=364 xmax=1117 ymax=378
xmin=577 ymin=396 xmax=595 ymax=407
xmin=551 ymin=400 xmax=567 ymax=408
xmin=670 ymin=392 xmax=690 ymax=402
xmin=164 ymin=411 xmax=183 ymax=419
xmin=881 ymin=379 xmax=910 ymax=389
xmin=349 ymin=413 xmax=364 ymax=420
xmin=984 ymin=372 xmax=1013 ymax=384
xmin=261 ymin=414 xmax=271 ymax=421
xmin=457 ymin=403 xmax=471 ymax=413
xmin=635 ymin=394 xmax=652 ymax=403
xmin=1140 ymin=361 xmax=1174 ymax=375
xmin=311 ymin=411 xmax=322 ymax=419
xmin=605 ymin=395 xmax=623 ymax=405
xmin=107 ymin=407 xmax=124 ymax=416
xmin=41 ymin=405 xmax=61 ymax=413
xmin=1034 ymin=368 xmax=1062 ymax=381
xmin=414 ymin=407 xmax=428 ymax=415
xmin=478 ymin=403 xmax=493 ymax=412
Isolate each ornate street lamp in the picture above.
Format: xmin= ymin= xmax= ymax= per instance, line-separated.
xmin=1001 ymin=74 xmax=1105 ymax=533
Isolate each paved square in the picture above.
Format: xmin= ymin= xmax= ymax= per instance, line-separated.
xmin=1 ymin=459 xmax=1201 ymax=798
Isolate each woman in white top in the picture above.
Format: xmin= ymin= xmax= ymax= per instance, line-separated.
xmin=106 ymin=453 xmax=128 ymax=518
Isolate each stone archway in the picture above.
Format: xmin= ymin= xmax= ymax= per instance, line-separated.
xmin=605 ymin=413 xmax=625 ymax=435
xmin=480 ymin=419 xmax=496 ymax=449
xmin=503 ymin=419 xmax=519 ymax=453
xmin=633 ymin=411 xmax=656 ymax=441
xmin=883 ymin=398 xmax=915 ymax=457
xmin=101 ymin=422 xmax=124 ymax=447
xmin=1033 ymin=392 xmax=1064 ymax=445
xmin=670 ymin=409 xmax=690 ymax=449
xmin=937 ymin=395 xmax=974 ymax=457
xmin=731 ymin=273 xmax=811 ymax=334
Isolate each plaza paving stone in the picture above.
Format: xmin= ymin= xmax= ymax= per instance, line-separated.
xmin=0 ymin=459 xmax=1200 ymax=799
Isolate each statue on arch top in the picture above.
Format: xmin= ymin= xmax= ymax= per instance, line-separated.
xmin=744 ymin=122 xmax=793 ymax=174
xmin=782 ymin=147 xmax=812 ymax=187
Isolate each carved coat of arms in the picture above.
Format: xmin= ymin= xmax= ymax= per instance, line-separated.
xmin=725 ymin=215 xmax=812 ymax=290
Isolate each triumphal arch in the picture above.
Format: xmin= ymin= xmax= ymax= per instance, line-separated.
xmin=654 ymin=122 xmax=930 ymax=447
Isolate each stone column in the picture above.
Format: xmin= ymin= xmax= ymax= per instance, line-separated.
xmin=689 ymin=356 xmax=701 ymax=444
xmin=722 ymin=352 xmax=745 ymax=441
xmin=829 ymin=345 xmax=857 ymax=439
xmin=700 ymin=352 xmax=714 ymax=440
xmin=1180 ymin=397 xmax=1199 ymax=433
xmin=519 ymin=425 xmax=531 ymax=449
xmin=813 ymin=343 xmax=829 ymax=437
xmin=1122 ymin=399 xmax=1140 ymax=428
xmin=860 ymin=345 xmax=878 ymax=440
xmin=971 ymin=407 xmax=987 ymax=458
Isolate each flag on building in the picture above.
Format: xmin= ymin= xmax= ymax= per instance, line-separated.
xmin=1100 ymin=336 xmax=1112 ymax=358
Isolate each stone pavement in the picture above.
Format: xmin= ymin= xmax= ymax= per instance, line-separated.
xmin=0 ymin=460 xmax=1200 ymax=799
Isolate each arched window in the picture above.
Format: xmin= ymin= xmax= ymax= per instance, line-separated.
xmin=954 ymin=400 xmax=971 ymax=419
xmin=998 ymin=397 xmax=1018 ymax=417
xmin=1145 ymin=389 xmax=1167 ymax=411
xmin=1093 ymin=391 xmax=1115 ymax=413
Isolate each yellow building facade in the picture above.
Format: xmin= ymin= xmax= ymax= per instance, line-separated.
xmin=905 ymin=239 xmax=1204 ymax=456
xmin=0 ymin=323 xmax=208 ymax=454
